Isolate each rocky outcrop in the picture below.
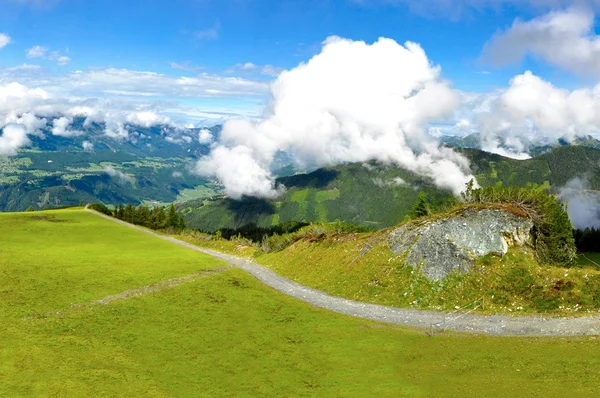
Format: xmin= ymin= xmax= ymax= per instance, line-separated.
xmin=387 ymin=208 xmax=533 ymax=281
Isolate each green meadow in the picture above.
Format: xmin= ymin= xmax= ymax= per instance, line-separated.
xmin=1 ymin=209 xmax=600 ymax=397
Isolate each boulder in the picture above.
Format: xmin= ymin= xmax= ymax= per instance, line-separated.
xmin=387 ymin=208 xmax=533 ymax=281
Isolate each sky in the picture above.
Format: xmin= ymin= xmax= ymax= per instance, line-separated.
xmin=3 ymin=0 xmax=600 ymax=198
xmin=0 ymin=0 xmax=595 ymax=121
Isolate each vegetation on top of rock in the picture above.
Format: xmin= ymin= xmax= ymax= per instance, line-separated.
xmin=460 ymin=181 xmax=576 ymax=266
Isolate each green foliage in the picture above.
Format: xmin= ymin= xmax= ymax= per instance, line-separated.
xmin=182 ymin=162 xmax=453 ymax=231
xmin=88 ymin=202 xmax=112 ymax=216
xmin=460 ymin=181 xmax=576 ymax=266
xmin=25 ymin=205 xmax=35 ymax=212
xmin=410 ymin=192 xmax=431 ymax=218
xmin=113 ymin=203 xmax=186 ymax=231
xmin=574 ymin=228 xmax=600 ymax=253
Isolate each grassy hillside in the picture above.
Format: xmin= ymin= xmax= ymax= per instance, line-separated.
xmin=182 ymin=146 xmax=600 ymax=232
xmin=182 ymin=162 xmax=455 ymax=231
xmin=2 ymin=209 xmax=600 ymax=396
xmin=180 ymin=218 xmax=600 ymax=315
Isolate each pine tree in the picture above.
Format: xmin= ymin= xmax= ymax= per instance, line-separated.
xmin=167 ymin=204 xmax=179 ymax=228
xmin=177 ymin=214 xmax=186 ymax=230
xmin=410 ymin=192 xmax=430 ymax=218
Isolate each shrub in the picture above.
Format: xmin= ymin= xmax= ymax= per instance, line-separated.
xmin=461 ymin=181 xmax=576 ymax=266
xmin=88 ymin=202 xmax=113 ymax=216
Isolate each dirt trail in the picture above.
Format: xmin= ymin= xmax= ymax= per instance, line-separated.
xmin=29 ymin=267 xmax=231 ymax=319
xmin=87 ymin=209 xmax=600 ymax=336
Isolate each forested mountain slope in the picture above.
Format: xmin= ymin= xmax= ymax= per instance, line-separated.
xmin=182 ymin=146 xmax=600 ymax=231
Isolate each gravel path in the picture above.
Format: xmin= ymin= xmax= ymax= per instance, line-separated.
xmin=88 ymin=210 xmax=600 ymax=336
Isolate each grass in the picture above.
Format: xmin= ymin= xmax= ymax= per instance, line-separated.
xmin=577 ymin=252 xmax=600 ymax=268
xmin=181 ymin=221 xmax=600 ymax=316
xmin=2 ymin=209 xmax=600 ymax=396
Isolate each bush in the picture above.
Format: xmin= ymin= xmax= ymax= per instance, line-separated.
xmin=88 ymin=202 xmax=113 ymax=216
xmin=461 ymin=181 xmax=576 ymax=266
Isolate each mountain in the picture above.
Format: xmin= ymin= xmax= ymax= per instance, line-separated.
xmin=180 ymin=146 xmax=600 ymax=231
xmin=440 ymin=133 xmax=600 ymax=156
xmin=0 ymin=120 xmax=223 ymax=211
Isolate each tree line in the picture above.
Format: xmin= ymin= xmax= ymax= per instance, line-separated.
xmin=89 ymin=202 xmax=185 ymax=231
xmin=574 ymin=228 xmax=600 ymax=253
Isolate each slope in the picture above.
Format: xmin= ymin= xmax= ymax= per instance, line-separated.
xmin=2 ymin=208 xmax=600 ymax=396
xmin=182 ymin=146 xmax=600 ymax=231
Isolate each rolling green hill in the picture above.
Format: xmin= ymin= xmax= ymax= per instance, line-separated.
xmin=3 ymin=208 xmax=600 ymax=396
xmin=181 ymin=146 xmax=600 ymax=231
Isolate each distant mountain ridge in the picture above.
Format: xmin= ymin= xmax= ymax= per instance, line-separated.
xmin=440 ymin=133 xmax=600 ymax=156
xmin=180 ymin=146 xmax=600 ymax=231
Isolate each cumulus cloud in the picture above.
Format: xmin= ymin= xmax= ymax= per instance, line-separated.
xmin=51 ymin=116 xmax=82 ymax=137
xmin=0 ymin=124 xmax=30 ymax=155
xmin=261 ymin=65 xmax=285 ymax=77
xmin=26 ymin=45 xmax=47 ymax=58
xmin=198 ymin=128 xmax=213 ymax=144
xmin=559 ymin=178 xmax=600 ymax=229
xmin=48 ymin=51 xmax=71 ymax=66
xmin=82 ymin=141 xmax=94 ymax=151
xmin=6 ymin=64 xmax=42 ymax=71
xmin=0 ymin=62 xmax=268 ymax=140
xmin=0 ymin=34 xmax=11 ymax=49
xmin=196 ymin=36 xmax=475 ymax=199
xmin=473 ymin=71 xmax=600 ymax=157
xmin=483 ymin=8 xmax=600 ymax=78
xmin=125 ymin=111 xmax=170 ymax=127
xmin=2 ymin=112 xmax=47 ymax=135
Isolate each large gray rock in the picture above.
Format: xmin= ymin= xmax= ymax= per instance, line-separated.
xmin=387 ymin=209 xmax=533 ymax=281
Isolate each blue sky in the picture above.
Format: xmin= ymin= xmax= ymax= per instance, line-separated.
xmin=0 ymin=0 xmax=599 ymax=127
xmin=4 ymin=0 xmax=600 ymax=195
xmin=0 ymin=0 xmax=587 ymax=88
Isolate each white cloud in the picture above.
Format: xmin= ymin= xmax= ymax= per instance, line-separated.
xmin=196 ymin=36 xmax=474 ymax=199
xmin=261 ymin=65 xmax=285 ymax=77
xmin=2 ymin=112 xmax=47 ymax=134
xmin=483 ymin=8 xmax=600 ymax=78
xmin=0 ymin=34 xmax=11 ymax=49
xmin=26 ymin=45 xmax=47 ymax=58
xmin=6 ymin=64 xmax=42 ymax=71
xmin=239 ymin=62 xmax=257 ymax=70
xmin=195 ymin=20 xmax=220 ymax=40
xmin=198 ymin=128 xmax=213 ymax=144
xmin=126 ymin=111 xmax=170 ymax=127
xmin=473 ymin=71 xmax=600 ymax=156
xmin=169 ymin=61 xmax=204 ymax=72
xmin=51 ymin=116 xmax=82 ymax=137
xmin=104 ymin=165 xmax=133 ymax=184
xmin=559 ymin=178 xmax=600 ymax=229
xmin=48 ymin=51 xmax=71 ymax=66
xmin=0 ymin=124 xmax=30 ymax=155
xmin=82 ymin=141 xmax=94 ymax=151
